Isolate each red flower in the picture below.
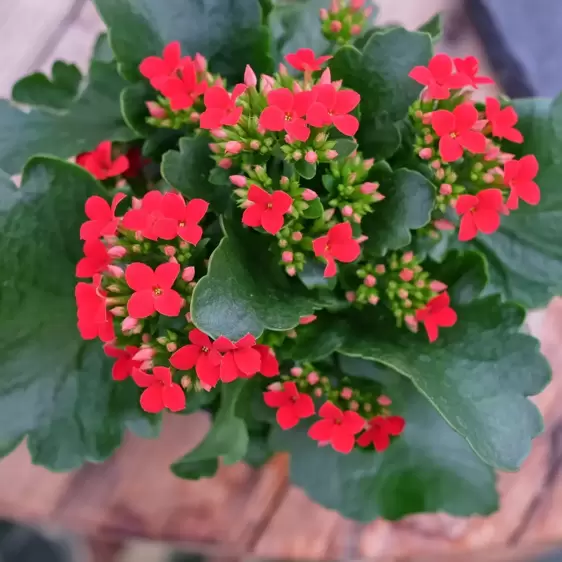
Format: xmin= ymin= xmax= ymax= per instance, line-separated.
xmin=264 ymin=381 xmax=315 ymax=430
xmin=454 ymin=56 xmax=494 ymax=88
xmin=199 ymin=84 xmax=246 ymax=130
xmin=80 ymin=193 xmax=126 ymax=240
xmin=242 ymin=185 xmax=293 ymax=235
xmin=431 ymin=103 xmax=487 ymax=162
xmin=124 ymin=147 xmax=150 ymax=179
xmin=75 ymin=275 xmax=114 ymax=342
xmin=132 ymin=366 xmax=186 ymax=413
xmin=259 ymin=88 xmax=316 ymax=142
xmin=160 ymin=58 xmax=208 ymax=111
xmin=307 ymin=84 xmax=360 ymax=136
xmin=456 ymin=188 xmax=504 ymax=241
xmin=285 ymin=48 xmax=332 ymax=73
xmin=214 ymin=334 xmax=262 ymax=383
xmin=409 ymin=54 xmax=468 ymax=100
xmin=485 ymin=98 xmax=523 ymax=143
xmin=104 ymin=344 xmax=142 ymax=381
xmin=160 ymin=193 xmax=209 ymax=244
xmin=415 ymin=292 xmax=457 ymax=343
xmin=504 ymin=155 xmax=540 ymax=210
xmin=308 ymin=402 xmax=365 ymax=454
xmin=255 ymin=344 xmax=280 ymax=377
xmin=76 ymin=240 xmax=111 ymax=278
xmin=139 ymin=41 xmax=186 ymax=90
xmin=77 ymin=141 xmax=129 ymax=180
xmin=357 ymin=416 xmax=406 ymax=451
xmin=125 ymin=262 xmax=182 ymax=319
xmin=170 ymin=328 xmax=222 ymax=388
xmin=312 ymin=222 xmax=361 ymax=278
xmin=122 ymin=191 xmax=174 ymax=241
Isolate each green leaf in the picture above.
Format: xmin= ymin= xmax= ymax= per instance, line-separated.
xmin=272 ymin=358 xmax=498 ymax=521
xmin=171 ymin=380 xmax=249 ymax=479
xmin=425 ymin=250 xmax=489 ymax=306
xmin=191 ymin=221 xmax=317 ymax=340
xmin=419 ymin=14 xmax=443 ymax=42
xmin=0 ymin=158 xmax=154 ymax=470
xmin=358 ymin=113 xmax=402 ymax=160
xmin=92 ymin=33 xmax=115 ymax=63
xmin=339 ymin=296 xmax=550 ymax=471
xmin=12 ymin=61 xmax=82 ymax=110
xmin=121 ymin=82 xmax=154 ymax=136
xmin=161 ymin=135 xmax=229 ymax=210
xmin=301 ymin=196 xmax=324 ymax=219
xmin=295 ymin=159 xmax=317 ymax=179
xmin=474 ymin=96 xmax=562 ymax=307
xmin=0 ymin=60 xmax=135 ymax=175
xmin=333 ymin=138 xmax=358 ymax=160
xmin=362 ymin=168 xmax=435 ymax=256
xmin=94 ymin=0 xmax=274 ymax=83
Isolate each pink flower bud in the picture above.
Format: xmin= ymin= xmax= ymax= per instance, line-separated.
xmin=260 ymin=74 xmax=275 ymax=94
xmin=219 ymin=158 xmax=233 ymax=169
xmin=430 ymin=280 xmax=448 ymax=293
xmin=164 ymin=245 xmax=176 ymax=257
xmin=356 ymin=235 xmax=368 ymax=244
xmin=330 ymin=0 xmax=341 ymax=12
xmin=225 ymin=141 xmax=243 ymax=155
xmin=291 ymin=367 xmax=303 ymax=377
xmin=405 ymin=314 xmax=418 ymax=332
xmin=342 ymin=205 xmax=353 ymax=217
xmin=230 ymin=175 xmax=247 ymax=187
xmin=353 ymin=213 xmax=362 ymax=224
xmin=143 ymin=334 xmax=152 ymax=344
xmin=107 ymin=245 xmax=127 ymax=258
xmin=364 ymin=6 xmax=373 ymax=17
xmin=324 ymin=208 xmax=335 ymax=221
xmin=351 ymin=0 xmax=366 ymax=10
xmin=368 ymin=295 xmax=380 ymax=305
xmin=244 ymin=64 xmax=257 ymax=87
xmin=269 ymin=381 xmax=283 ymax=391
xmin=190 ymin=112 xmax=200 ymax=123
xmin=404 ymin=299 xmax=413 ymax=308
xmin=363 ymin=158 xmax=375 ymax=170
xmin=209 ymin=143 xmax=220 ymax=154
xmin=348 ymin=172 xmax=357 ymax=184
xmin=106 ymin=265 xmax=124 ymax=278
xmin=435 ymin=168 xmax=445 ymax=180
xmin=330 ymin=20 xmax=343 ymax=33
xmin=431 ymin=160 xmax=441 ymax=170
xmin=439 ymin=183 xmax=453 ymax=196
xmin=349 ymin=400 xmax=360 ymax=412
xmin=398 ymin=288 xmax=409 ymax=300
xmin=212 ymin=128 xmax=228 ymax=139
xmin=278 ymin=63 xmax=288 ymax=76
xmin=292 ymin=82 xmax=303 ymax=93
xmin=351 ymin=24 xmax=362 ymax=35
xmin=326 ymin=149 xmax=338 ymax=160
xmin=133 ymin=347 xmax=155 ymax=361
xmin=280 ymin=176 xmax=289 ymax=186
xmin=314 ymin=387 xmax=323 ymax=397
xmin=288 ymin=328 xmax=298 ymax=339
xmin=305 ymin=151 xmax=318 ymax=164
xmin=293 ymin=151 xmax=302 ymax=161
xmin=360 ymin=182 xmax=379 ymax=194
xmin=286 ymin=266 xmax=297 ymax=277
xmin=424 ymin=134 xmax=434 ymax=145
xmin=341 ymin=387 xmax=353 ymax=400
xmin=346 ymin=291 xmax=356 ymax=303
xmin=399 ymin=268 xmax=414 ymax=282
xmin=434 ymin=219 xmax=455 ymax=231
xmin=250 ymin=140 xmax=260 ymax=150
xmin=166 ymin=342 xmax=178 ymax=353
xmin=292 ymin=231 xmax=303 ymax=242
xmin=375 ymin=264 xmax=386 ymax=274
xmin=146 ymin=101 xmax=166 ymax=119
xmin=364 ymin=274 xmax=376 ymax=288
xmin=110 ymin=306 xmax=126 ymax=317
xmin=182 ymin=266 xmax=196 ymax=282
xmin=315 ymin=132 xmax=328 ymax=143
xmin=282 ymin=251 xmax=294 ymax=263
xmin=416 ymin=280 xmax=425 ymax=288
xmin=121 ymin=316 xmax=138 ymax=332
xmin=419 ymin=147 xmax=433 ymax=160
xmin=302 ymin=188 xmax=318 ymax=201
xmin=483 ymin=173 xmax=494 ymax=184
xmin=319 ymin=68 xmax=332 ymax=84
xmin=402 ymin=251 xmax=414 ymax=264
xmin=377 ymin=395 xmax=392 ymax=406
xmin=194 ymin=53 xmax=207 ymax=72
xmin=214 ymin=77 xmax=224 ymax=88
xmin=307 ymin=371 xmax=320 ymax=385
xmin=300 ymin=315 xmax=317 ymax=325
xmin=320 ymin=7 xmax=329 ymax=20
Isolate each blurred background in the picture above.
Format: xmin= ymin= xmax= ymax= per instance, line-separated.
xmin=2 ymin=0 xmax=562 ymax=561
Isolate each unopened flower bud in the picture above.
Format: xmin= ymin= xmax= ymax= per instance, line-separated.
xmin=378 ymin=395 xmax=392 ymax=406
xmin=364 ymin=274 xmax=376 ymax=288
xmin=164 ymin=245 xmax=176 ymax=257
xmin=300 ymin=315 xmax=317 ymax=325
xmin=225 ymin=141 xmax=243 ymax=155
xmin=430 ymin=280 xmax=448 ymax=293
xmin=194 ymin=53 xmax=207 ymax=72
xmin=286 ymin=265 xmax=297 ymax=276
xmin=244 ymin=64 xmax=257 ymax=87
xmin=439 ymin=183 xmax=453 ymax=196
xmin=351 ymin=24 xmax=362 ymax=35
xmin=230 ymin=175 xmax=247 ymax=187
xmin=219 ymin=158 xmax=233 ymax=169
xmin=330 ymin=20 xmax=343 ymax=33
xmin=361 ymin=182 xmax=379 ymax=194
xmin=305 ymin=151 xmax=318 ymax=164
xmin=346 ymin=291 xmax=356 ymax=303
xmin=110 ymin=306 xmax=126 ymax=317
xmin=166 ymin=342 xmax=178 ymax=353
xmin=402 ymin=251 xmax=414 ymax=264
xmin=260 ymin=74 xmax=275 ymax=94
xmin=108 ymin=245 xmax=127 ymax=259
xmin=291 ymin=367 xmax=303 ymax=377
xmin=250 ymin=140 xmax=260 ymax=150
xmin=342 ymin=205 xmax=353 ymax=217
xmin=182 ymin=266 xmax=196 ymax=282
xmin=211 ymin=128 xmax=227 ymax=139
xmin=133 ymin=347 xmax=155 ymax=361
xmin=398 ymin=288 xmax=409 ymax=300
xmin=146 ymin=101 xmax=166 ymax=119
xmin=181 ymin=375 xmax=192 ymax=389
xmin=292 ymin=231 xmax=303 ymax=242
xmin=349 ymin=400 xmax=360 ymax=411
xmin=375 ymin=264 xmax=386 ymax=275
xmin=307 ymin=371 xmax=320 ymax=385
xmin=431 ymin=160 xmax=441 ymax=170
xmin=190 ymin=112 xmax=200 ymax=123
xmin=107 ymin=265 xmax=124 ymax=278
xmin=326 ymin=149 xmax=338 ymax=160
xmin=282 ymin=251 xmax=294 ymax=263
xmin=434 ymin=219 xmax=455 ymax=231
xmin=419 ymin=147 xmax=433 ymax=160
xmin=279 ymin=63 xmax=288 ymax=75
xmin=364 ymin=6 xmax=373 ymax=17
xmin=324 ymin=208 xmax=335 ymax=221
xmin=121 ymin=316 xmax=138 ymax=332
xmin=320 ymin=7 xmax=329 ymax=20
xmin=399 ymin=268 xmax=414 ymax=282
xmin=363 ymin=158 xmax=375 ymax=171
xmin=302 ymin=188 xmax=318 ymax=201
xmin=314 ymin=387 xmax=323 ymax=397
xmin=341 ymin=387 xmax=353 ymax=400
xmin=483 ymin=173 xmax=495 ymax=184
xmin=368 ymin=295 xmax=380 ymax=305
xmin=293 ymin=151 xmax=302 ymax=161
xmin=405 ymin=314 xmax=418 ymax=331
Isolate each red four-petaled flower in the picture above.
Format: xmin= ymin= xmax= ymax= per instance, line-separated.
xmin=80 ymin=193 xmax=126 ymax=240
xmin=76 ymin=239 xmax=111 ymax=278
xmin=75 ymin=275 xmax=114 ymax=342
xmin=159 ymin=58 xmax=208 ymax=111
xmin=454 ymin=56 xmax=494 ymax=88
xmin=285 ymin=48 xmax=332 ymax=73
xmin=504 ymin=155 xmax=540 ymax=210
xmin=313 ymin=222 xmax=362 ymax=278
xmin=170 ymin=328 xmax=223 ymax=388
xmin=415 ymin=292 xmax=457 ymax=343
xmin=485 ymin=98 xmax=523 ymax=143
xmin=307 ymin=84 xmax=361 ymax=136
xmin=409 ymin=53 xmax=468 ymax=100
xmin=259 ymin=88 xmax=316 ymax=142
xmin=214 ymin=334 xmax=262 ymax=383
xmin=199 ymin=84 xmax=246 ymax=129
xmin=357 ymin=415 xmax=406 ymax=451
xmin=264 ymin=381 xmax=315 ymax=430
xmin=160 ymin=192 xmax=209 ymax=244
xmin=431 ymin=103 xmax=487 ymax=162
xmin=139 ymin=41 xmax=186 ymax=90
xmin=242 ymin=185 xmax=293 ymax=235
xmin=122 ymin=191 xmax=178 ymax=241
xmin=125 ymin=262 xmax=182 ymax=319
xmin=456 ymin=188 xmax=504 ymax=241
xmin=308 ymin=402 xmax=365 ymax=454
xmin=77 ymin=141 xmax=129 ymax=180
xmin=104 ymin=344 xmax=142 ymax=381
xmin=133 ymin=366 xmax=186 ymax=413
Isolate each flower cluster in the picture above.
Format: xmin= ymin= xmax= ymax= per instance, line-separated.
xmin=320 ymin=0 xmax=375 ymax=45
xmin=410 ymin=53 xmax=540 ymax=241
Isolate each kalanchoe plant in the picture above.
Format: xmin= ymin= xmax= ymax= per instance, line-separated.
xmin=0 ymin=0 xmax=558 ymax=522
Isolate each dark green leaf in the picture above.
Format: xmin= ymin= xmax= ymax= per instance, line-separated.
xmin=191 ymin=221 xmax=317 ymax=340
xmin=295 ymin=159 xmax=317 ymax=179
xmin=0 ymin=60 xmax=135 ymax=175
xmin=272 ymin=358 xmax=497 ymax=521
xmin=333 ymin=138 xmax=358 ymax=160
xmin=339 ymin=296 xmax=550 ymax=471
xmin=301 ymin=197 xmax=324 ymax=219
xmin=121 ymin=81 xmax=154 ymax=136
xmin=94 ymin=0 xmax=274 ymax=83
xmin=171 ymin=381 xmax=249 ymax=479
xmin=358 ymin=113 xmax=402 ymax=160
xmin=475 ymin=96 xmax=562 ymax=307
xmin=0 ymin=158 xmax=153 ymax=470
xmin=298 ymin=260 xmax=336 ymax=289
xmin=419 ymin=14 xmax=443 ymax=42
xmin=362 ymin=168 xmax=435 ymax=256
xmin=12 ymin=61 xmax=82 ymax=110
xmin=92 ymin=33 xmax=114 ymax=63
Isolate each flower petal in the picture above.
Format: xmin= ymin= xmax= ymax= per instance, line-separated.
xmin=185 ymin=198 xmax=209 ymax=223
xmin=277 ymin=405 xmax=300 ymax=430
xmin=127 ymin=290 xmax=156 ymax=319
xmin=242 ymin=204 xmax=264 ymax=228
xmin=126 ymin=262 xmax=156 ymax=291
xmin=267 ymin=88 xmax=294 ymax=112
xmin=220 ymin=352 xmax=241 ymax=383
xmin=170 ymin=344 xmax=200 ymax=370
xmin=140 ymin=385 xmax=165 ymax=413
xmin=162 ymin=192 xmax=186 ymax=221
xmin=272 ymin=190 xmax=293 ymax=214
xmin=342 ymin=411 xmax=366 ymax=434
xmin=332 ymin=114 xmax=359 ymax=137
xmin=331 ymin=426 xmax=355 ymax=454
xmin=261 ymin=209 xmax=285 ymax=235
xmin=204 ymin=85 xmax=231 ymax=109
xmin=458 ymin=213 xmax=478 ymax=242
xmin=459 ymin=130 xmax=487 ymax=154
xmin=428 ymin=53 xmax=454 ymax=82
xmin=178 ymin=223 xmax=203 ymax=245
xmin=196 ymin=353 xmax=221 ymax=387
xmin=162 ymin=383 xmax=186 ymax=412
xmin=333 ymin=89 xmax=361 ymax=115
xmin=439 ymin=135 xmax=463 ymax=162
xmin=233 ymin=347 xmax=261 ymax=376
xmin=155 ymin=262 xmax=180 ymax=289
xmin=408 ymin=65 xmax=432 ymax=86
xmin=292 ymin=90 xmax=317 ymax=117
xmin=453 ymin=102 xmax=478 ymax=131
xmin=85 ymin=196 xmax=111 ymax=221
xmin=264 ymin=390 xmax=288 ymax=408
xmin=154 ymin=289 xmax=182 ymax=316
xmin=285 ymin=118 xmax=310 ymax=142
xmin=474 ymin=208 xmax=500 ymax=235
xmin=308 ymin=419 xmax=334 ymax=441
xmin=294 ymin=394 xmax=315 ymax=418
xmin=306 ymin=101 xmax=331 ymax=127
xmin=318 ymin=401 xmax=342 ymax=420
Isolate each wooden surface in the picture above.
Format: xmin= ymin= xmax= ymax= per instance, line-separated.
xmin=2 ymin=1 xmax=560 ymax=561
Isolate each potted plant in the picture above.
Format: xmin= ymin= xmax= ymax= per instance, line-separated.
xmin=0 ymin=0 xmax=558 ymax=522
